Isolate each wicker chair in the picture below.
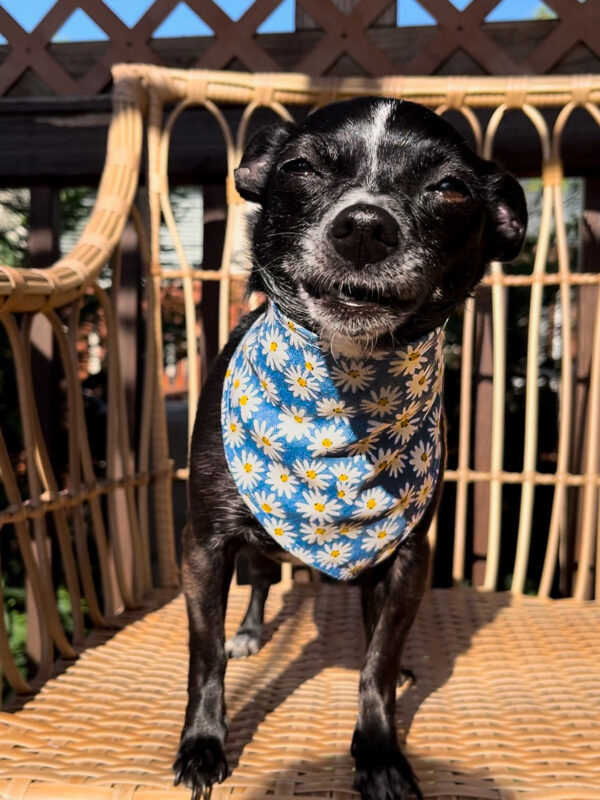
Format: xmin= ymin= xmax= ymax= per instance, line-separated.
xmin=0 ymin=66 xmax=599 ymax=800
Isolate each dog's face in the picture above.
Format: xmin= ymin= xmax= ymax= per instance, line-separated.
xmin=235 ymin=97 xmax=527 ymax=347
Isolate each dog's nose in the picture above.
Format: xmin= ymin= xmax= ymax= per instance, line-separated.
xmin=329 ymin=203 xmax=399 ymax=266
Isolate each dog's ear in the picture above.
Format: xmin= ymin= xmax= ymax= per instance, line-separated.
xmin=234 ymin=123 xmax=294 ymax=203
xmin=483 ymin=171 xmax=528 ymax=262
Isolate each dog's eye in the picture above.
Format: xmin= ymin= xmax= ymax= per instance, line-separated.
xmin=281 ymin=158 xmax=315 ymax=175
xmin=434 ymin=178 xmax=470 ymax=201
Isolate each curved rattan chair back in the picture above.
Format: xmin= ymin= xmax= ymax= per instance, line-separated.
xmin=0 ymin=66 xmax=599 ymax=700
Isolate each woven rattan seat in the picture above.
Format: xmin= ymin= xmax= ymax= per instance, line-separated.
xmin=1 ymin=583 xmax=599 ymax=800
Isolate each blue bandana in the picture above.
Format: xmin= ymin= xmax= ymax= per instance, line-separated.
xmin=221 ymin=302 xmax=444 ymax=580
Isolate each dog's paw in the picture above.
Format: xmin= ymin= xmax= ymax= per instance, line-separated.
xmin=225 ymin=629 xmax=261 ymax=659
xmin=352 ymin=733 xmax=422 ymax=800
xmin=173 ymin=733 xmax=228 ymax=796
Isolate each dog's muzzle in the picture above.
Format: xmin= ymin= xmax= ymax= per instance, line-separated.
xmin=329 ymin=203 xmax=399 ymax=268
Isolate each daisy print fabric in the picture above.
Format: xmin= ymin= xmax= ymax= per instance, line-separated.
xmin=221 ymin=302 xmax=444 ymax=580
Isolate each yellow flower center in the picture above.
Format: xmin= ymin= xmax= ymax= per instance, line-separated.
xmin=261 ymin=503 xmax=272 ymax=513
xmin=230 ymin=423 xmax=237 ymax=432
xmin=226 ymin=369 xmax=232 ymax=378
xmin=339 ymin=473 xmax=348 ymax=482
xmin=338 ymin=490 xmax=345 ymax=498
xmin=378 ymin=397 xmax=389 ymax=406
xmin=306 ymin=469 xmax=317 ymax=479
xmin=239 ymin=395 xmax=248 ymax=406
xmin=409 ymin=352 xmax=419 ymax=361
xmin=294 ymin=415 xmax=304 ymax=423
xmin=421 ymin=453 xmax=428 ymax=462
xmin=261 ymin=380 xmax=269 ymax=391
xmin=322 ymin=437 xmax=332 ymax=448
xmin=314 ymin=502 xmax=326 ymax=512
xmin=280 ymin=473 xmax=288 ymax=482
xmin=305 ymin=361 xmax=313 ymax=371
xmin=274 ymin=527 xmax=284 ymax=536
xmin=243 ymin=463 xmax=252 ymax=473
xmin=330 ymin=550 xmax=340 ymax=558
xmin=298 ymin=377 xmax=307 ymax=387
xmin=262 ymin=435 xmax=271 ymax=446
xmin=333 ymin=407 xmax=343 ymax=414
xmin=366 ymin=498 xmax=376 ymax=510
xmin=349 ymin=369 xmax=359 ymax=378
xmin=378 ymin=461 xmax=387 ymax=471
xmin=288 ymin=321 xmax=295 ymax=331
xmin=233 ymin=378 xmax=240 ymax=389
xmin=315 ymin=527 xmax=326 ymax=536
xmin=378 ymin=530 xmax=388 ymax=539
xmin=270 ymin=341 xmax=277 ymax=351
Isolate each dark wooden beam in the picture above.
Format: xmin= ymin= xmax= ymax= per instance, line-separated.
xmin=2 ymin=97 xmax=600 ymax=188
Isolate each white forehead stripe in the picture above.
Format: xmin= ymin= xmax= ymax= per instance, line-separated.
xmin=368 ymin=102 xmax=393 ymax=181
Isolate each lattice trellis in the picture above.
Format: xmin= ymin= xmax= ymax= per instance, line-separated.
xmin=0 ymin=0 xmax=599 ymax=97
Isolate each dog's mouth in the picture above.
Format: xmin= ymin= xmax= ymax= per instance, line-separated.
xmin=301 ymin=279 xmax=413 ymax=312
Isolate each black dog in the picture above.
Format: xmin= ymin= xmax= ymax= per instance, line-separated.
xmin=174 ymin=97 xmax=526 ymax=800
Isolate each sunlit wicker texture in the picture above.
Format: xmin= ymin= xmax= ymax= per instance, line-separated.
xmin=0 ymin=67 xmax=598 ymax=800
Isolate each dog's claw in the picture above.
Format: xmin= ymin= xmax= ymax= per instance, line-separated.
xmin=173 ymin=733 xmax=228 ymax=796
xmin=191 ymin=787 xmax=213 ymax=800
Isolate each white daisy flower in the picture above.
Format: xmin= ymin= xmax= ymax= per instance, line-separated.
xmin=387 ymin=449 xmax=408 ymax=478
xmin=236 ymin=385 xmax=261 ymax=422
xmin=264 ymin=520 xmax=295 ymax=548
xmin=370 ymin=447 xmax=402 ymax=477
xmin=230 ymin=450 xmax=265 ymax=490
xmin=389 ymin=483 xmax=415 ymax=518
xmin=315 ymin=397 xmax=355 ymax=424
xmin=335 ymin=481 xmax=358 ymax=505
xmin=427 ymin=404 xmax=443 ymax=443
xmin=292 ymin=458 xmax=329 ymax=490
xmin=254 ymin=490 xmax=285 ymax=518
xmin=415 ymin=476 xmax=434 ymax=507
xmin=347 ymin=435 xmax=377 ymax=458
xmin=230 ymin=369 xmax=249 ymax=405
xmin=296 ymin=489 xmax=341 ymax=523
xmin=266 ymin=462 xmax=298 ymax=498
xmin=307 ymin=424 xmax=347 ymax=456
xmin=300 ymin=521 xmax=338 ymax=545
xmin=262 ymin=329 xmax=289 ymax=370
xmin=410 ymin=440 xmax=433 ymax=476
xmin=302 ymin=351 xmax=329 ymax=382
xmin=289 ymin=545 xmax=315 ymax=565
xmin=353 ymin=486 xmax=391 ymax=519
xmin=277 ymin=405 xmax=313 ymax=442
xmin=389 ymin=403 xmax=421 ymax=445
xmin=282 ymin=316 xmax=307 ymax=348
xmin=407 ymin=366 xmax=433 ymax=399
xmin=362 ymin=521 xmax=399 ymax=552
xmin=223 ymin=413 xmax=245 ymax=448
xmin=389 ymin=340 xmax=432 ymax=376
xmin=340 ymin=558 xmax=370 ymax=579
xmin=250 ymin=420 xmax=284 ymax=460
xmin=329 ymin=460 xmax=364 ymax=485
xmin=337 ymin=521 xmax=361 ymax=539
xmin=360 ymin=384 xmax=402 ymax=418
xmin=331 ymin=360 xmax=375 ymax=393
xmin=316 ymin=541 xmax=353 ymax=570
xmin=284 ymin=364 xmax=319 ymax=401
xmin=256 ymin=367 xmax=280 ymax=403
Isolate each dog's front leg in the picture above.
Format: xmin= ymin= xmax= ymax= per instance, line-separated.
xmin=174 ymin=527 xmax=237 ymax=797
xmin=352 ymin=536 xmax=429 ymax=800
